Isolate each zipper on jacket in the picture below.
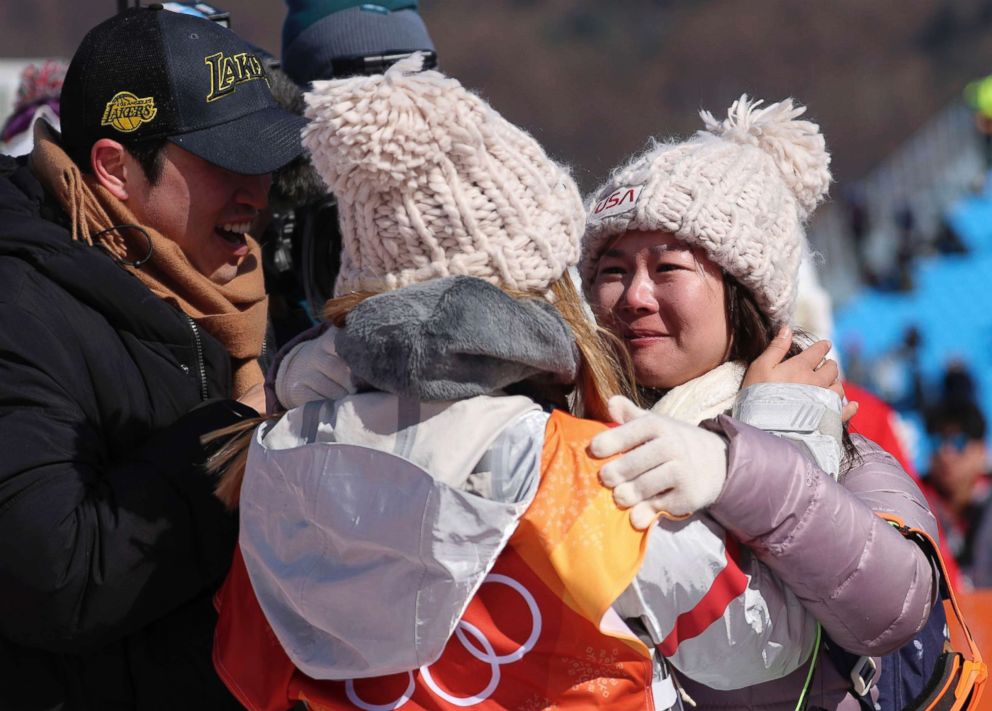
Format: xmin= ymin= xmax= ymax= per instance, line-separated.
xmin=185 ymin=315 xmax=209 ymax=402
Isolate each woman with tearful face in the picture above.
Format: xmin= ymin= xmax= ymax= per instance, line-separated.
xmin=580 ymin=97 xmax=940 ymax=709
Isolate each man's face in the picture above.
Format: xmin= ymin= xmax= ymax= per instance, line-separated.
xmin=126 ymin=144 xmax=272 ymax=285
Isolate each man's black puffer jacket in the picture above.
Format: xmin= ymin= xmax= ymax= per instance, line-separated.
xmin=0 ymin=155 xmax=255 ymax=710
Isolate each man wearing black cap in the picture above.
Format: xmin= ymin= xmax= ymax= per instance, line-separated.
xmin=0 ymin=6 xmax=304 ymax=709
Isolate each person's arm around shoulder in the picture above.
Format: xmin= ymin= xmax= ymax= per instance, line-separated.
xmin=718 ymin=330 xmax=935 ymax=654
xmin=593 ymin=400 xmax=819 ymax=688
xmin=591 ymin=390 xmax=934 ymax=663
xmin=705 ymin=416 xmax=937 ymax=656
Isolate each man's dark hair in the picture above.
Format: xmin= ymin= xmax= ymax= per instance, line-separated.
xmin=123 ymin=137 xmax=168 ymax=184
xmin=66 ymin=136 xmax=168 ymax=185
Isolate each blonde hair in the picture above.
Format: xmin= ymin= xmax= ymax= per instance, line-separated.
xmin=546 ymin=273 xmax=635 ymax=421
xmin=210 ymin=272 xmax=635 ymax=509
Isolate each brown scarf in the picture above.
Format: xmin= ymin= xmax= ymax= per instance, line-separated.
xmin=29 ymin=122 xmax=267 ymax=397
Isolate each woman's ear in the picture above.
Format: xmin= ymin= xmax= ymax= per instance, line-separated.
xmin=90 ymin=139 xmax=131 ymax=201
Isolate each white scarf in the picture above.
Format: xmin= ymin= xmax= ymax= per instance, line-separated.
xmin=650 ymin=361 xmax=746 ymax=425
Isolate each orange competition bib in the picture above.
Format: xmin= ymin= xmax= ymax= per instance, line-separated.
xmin=214 ymin=410 xmax=657 ymax=710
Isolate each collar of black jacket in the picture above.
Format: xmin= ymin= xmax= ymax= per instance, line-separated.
xmin=0 ymin=156 xmax=200 ymax=350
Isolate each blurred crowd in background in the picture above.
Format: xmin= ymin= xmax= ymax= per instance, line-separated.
xmin=4 ymin=0 xmax=992 ymax=593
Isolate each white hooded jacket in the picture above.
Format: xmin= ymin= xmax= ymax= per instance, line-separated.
xmin=241 ymin=278 xmax=839 ymax=708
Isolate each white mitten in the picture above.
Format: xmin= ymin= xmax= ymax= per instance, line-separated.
xmin=590 ymin=395 xmax=730 ymax=529
xmin=274 ymin=328 xmax=356 ymax=409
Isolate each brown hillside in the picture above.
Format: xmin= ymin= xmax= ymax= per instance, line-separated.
xmin=3 ymin=1 xmax=992 ymax=190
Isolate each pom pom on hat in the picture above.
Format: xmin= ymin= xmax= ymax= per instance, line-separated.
xmin=303 ymin=53 xmax=585 ymax=296
xmin=700 ymin=95 xmax=830 ymax=217
xmin=581 ymin=95 xmax=832 ymax=329
xmin=304 ymin=53 xmax=450 ymax=193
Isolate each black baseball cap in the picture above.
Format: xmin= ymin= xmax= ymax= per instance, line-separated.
xmin=61 ymin=6 xmax=306 ymax=175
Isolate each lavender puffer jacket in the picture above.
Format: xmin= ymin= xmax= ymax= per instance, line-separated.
xmin=678 ymin=416 xmax=938 ymax=711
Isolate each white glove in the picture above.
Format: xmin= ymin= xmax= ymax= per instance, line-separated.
xmin=274 ymin=327 xmax=356 ymax=410
xmin=590 ymin=395 xmax=730 ymax=529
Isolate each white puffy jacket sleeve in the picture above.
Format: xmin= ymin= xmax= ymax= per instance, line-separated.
xmin=614 ymin=515 xmax=817 ymax=690
xmin=613 ymin=383 xmax=844 ymax=689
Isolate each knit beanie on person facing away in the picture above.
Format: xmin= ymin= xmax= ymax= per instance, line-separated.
xmin=302 ymin=53 xmax=585 ymax=296
xmin=580 ymin=95 xmax=832 ymax=329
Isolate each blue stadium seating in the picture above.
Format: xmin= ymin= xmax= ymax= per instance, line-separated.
xmin=835 ymin=182 xmax=992 ymax=470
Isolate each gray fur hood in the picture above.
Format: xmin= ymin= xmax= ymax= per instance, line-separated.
xmin=337 ymin=276 xmax=579 ymax=401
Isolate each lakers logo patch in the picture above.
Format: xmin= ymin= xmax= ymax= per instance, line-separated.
xmin=101 ymin=91 xmax=158 ymax=133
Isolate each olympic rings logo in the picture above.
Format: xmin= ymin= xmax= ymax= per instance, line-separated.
xmin=344 ymin=573 xmax=542 ymax=710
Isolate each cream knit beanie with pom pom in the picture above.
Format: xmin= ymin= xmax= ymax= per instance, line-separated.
xmin=580 ymin=95 xmax=831 ymax=328
xmin=302 ymin=54 xmax=585 ymax=297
